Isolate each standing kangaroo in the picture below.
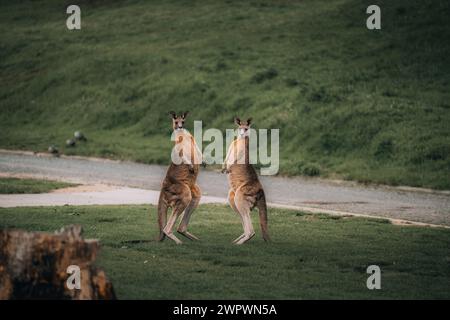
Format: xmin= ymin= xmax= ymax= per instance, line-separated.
xmin=157 ymin=111 xmax=202 ymax=244
xmin=222 ymin=117 xmax=270 ymax=244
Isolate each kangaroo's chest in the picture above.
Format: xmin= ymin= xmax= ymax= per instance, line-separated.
xmin=164 ymin=164 xmax=199 ymax=187
xmin=227 ymin=164 xmax=258 ymax=191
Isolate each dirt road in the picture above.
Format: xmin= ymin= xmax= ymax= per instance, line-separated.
xmin=0 ymin=150 xmax=449 ymax=226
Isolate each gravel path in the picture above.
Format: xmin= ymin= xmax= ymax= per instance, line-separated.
xmin=0 ymin=186 xmax=225 ymax=207
xmin=0 ymin=150 xmax=449 ymax=226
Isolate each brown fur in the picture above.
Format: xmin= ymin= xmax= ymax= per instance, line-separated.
xmin=223 ymin=118 xmax=270 ymax=244
xmin=157 ymin=112 xmax=202 ymax=244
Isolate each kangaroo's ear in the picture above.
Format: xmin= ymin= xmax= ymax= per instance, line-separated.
xmin=169 ymin=111 xmax=177 ymax=119
xmin=247 ymin=118 xmax=253 ymax=125
xmin=234 ymin=117 xmax=241 ymax=126
xmin=182 ymin=111 xmax=189 ymax=119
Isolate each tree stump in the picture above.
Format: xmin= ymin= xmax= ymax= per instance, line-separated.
xmin=0 ymin=225 xmax=116 ymax=300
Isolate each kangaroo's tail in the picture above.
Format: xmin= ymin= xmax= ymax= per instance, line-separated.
xmin=157 ymin=193 xmax=168 ymax=241
xmin=256 ymin=191 xmax=270 ymax=242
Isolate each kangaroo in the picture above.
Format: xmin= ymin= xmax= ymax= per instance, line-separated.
xmin=222 ymin=117 xmax=270 ymax=244
xmin=157 ymin=111 xmax=202 ymax=244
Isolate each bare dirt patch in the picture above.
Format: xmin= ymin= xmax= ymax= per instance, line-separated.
xmin=50 ymin=184 xmax=118 ymax=193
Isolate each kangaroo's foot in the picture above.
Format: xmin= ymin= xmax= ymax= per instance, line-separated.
xmin=234 ymin=232 xmax=255 ymax=245
xmin=158 ymin=232 xmax=166 ymax=242
xmin=177 ymin=230 xmax=200 ymax=241
xmin=232 ymin=233 xmax=245 ymax=244
xmin=163 ymin=231 xmax=183 ymax=245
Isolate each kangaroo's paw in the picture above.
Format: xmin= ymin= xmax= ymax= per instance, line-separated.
xmin=163 ymin=231 xmax=183 ymax=245
xmin=177 ymin=230 xmax=200 ymax=241
xmin=234 ymin=232 xmax=255 ymax=245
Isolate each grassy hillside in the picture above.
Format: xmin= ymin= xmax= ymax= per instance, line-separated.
xmin=1 ymin=0 xmax=449 ymax=189
xmin=1 ymin=204 xmax=449 ymax=299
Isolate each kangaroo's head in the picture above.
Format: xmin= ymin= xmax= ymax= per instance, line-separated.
xmin=234 ymin=117 xmax=252 ymax=139
xmin=169 ymin=111 xmax=189 ymax=131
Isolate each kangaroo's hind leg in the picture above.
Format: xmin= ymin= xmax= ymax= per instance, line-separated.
xmin=228 ymin=189 xmax=246 ymax=243
xmin=177 ymin=184 xmax=201 ymax=240
xmin=157 ymin=193 xmax=169 ymax=241
xmin=163 ymin=186 xmax=192 ymax=244
xmin=234 ymin=190 xmax=255 ymax=245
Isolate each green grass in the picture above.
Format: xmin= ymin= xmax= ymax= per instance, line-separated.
xmin=0 ymin=177 xmax=76 ymax=194
xmin=1 ymin=0 xmax=449 ymax=189
xmin=0 ymin=204 xmax=449 ymax=299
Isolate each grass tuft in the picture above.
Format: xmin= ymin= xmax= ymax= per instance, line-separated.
xmin=0 ymin=177 xmax=77 ymax=194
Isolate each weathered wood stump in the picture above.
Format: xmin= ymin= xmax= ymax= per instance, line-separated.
xmin=0 ymin=225 xmax=116 ymax=300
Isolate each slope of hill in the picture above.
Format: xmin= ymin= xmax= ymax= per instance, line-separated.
xmin=1 ymin=0 xmax=449 ymax=189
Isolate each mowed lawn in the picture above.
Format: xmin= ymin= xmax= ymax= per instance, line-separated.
xmin=0 ymin=177 xmax=76 ymax=194
xmin=0 ymin=204 xmax=449 ymax=299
